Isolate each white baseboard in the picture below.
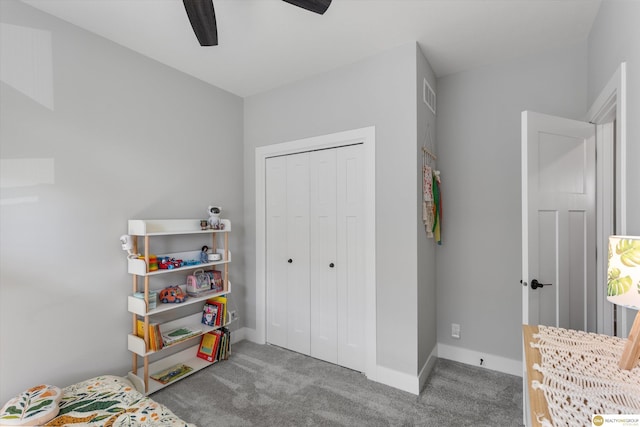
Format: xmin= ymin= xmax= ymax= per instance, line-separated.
xmin=369 ymin=343 xmax=438 ymax=396
xmin=418 ymin=345 xmax=438 ymax=392
xmin=373 ymin=365 xmax=420 ymax=395
xmin=437 ymin=343 xmax=522 ymax=377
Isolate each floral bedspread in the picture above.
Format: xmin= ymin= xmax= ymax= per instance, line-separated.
xmin=43 ymin=375 xmax=195 ymax=427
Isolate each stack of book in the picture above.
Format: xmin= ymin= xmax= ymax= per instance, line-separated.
xmin=204 ymin=296 xmax=227 ymax=327
xmin=136 ymin=319 xmax=163 ymax=351
xmin=196 ymin=327 xmax=231 ymax=363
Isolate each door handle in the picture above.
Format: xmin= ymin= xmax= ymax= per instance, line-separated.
xmin=531 ymin=279 xmax=552 ymax=290
xmin=329 ymin=263 xmax=335 ymax=268
xmin=288 ymin=259 xmax=293 ymax=264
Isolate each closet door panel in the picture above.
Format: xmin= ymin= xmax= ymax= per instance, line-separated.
xmin=310 ymin=149 xmax=338 ymax=364
xmin=265 ymin=156 xmax=288 ymax=348
xmin=286 ymin=153 xmax=311 ymax=355
xmin=336 ymin=144 xmax=366 ymax=372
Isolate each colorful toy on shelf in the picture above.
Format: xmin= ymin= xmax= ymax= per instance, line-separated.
xmin=137 ymin=255 xmax=158 ymax=271
xmin=158 ymin=257 xmax=183 ymax=269
xmin=159 ymin=286 xmax=187 ymax=304
xmin=207 ymin=206 xmax=222 ymax=230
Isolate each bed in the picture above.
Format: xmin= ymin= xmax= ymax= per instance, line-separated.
xmin=523 ymin=324 xmax=640 ymax=427
xmin=0 ymin=375 xmax=195 ymax=427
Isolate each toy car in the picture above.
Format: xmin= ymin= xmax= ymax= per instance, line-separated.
xmin=159 ymin=286 xmax=188 ymax=303
xmin=158 ymin=257 xmax=183 ymax=269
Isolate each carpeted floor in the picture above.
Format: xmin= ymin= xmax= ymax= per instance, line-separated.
xmin=152 ymin=340 xmax=523 ymax=427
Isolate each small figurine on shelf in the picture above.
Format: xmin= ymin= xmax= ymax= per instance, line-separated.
xmin=200 ymin=220 xmax=208 ymax=230
xmin=207 ymin=206 xmax=222 ymax=230
xmin=200 ymin=245 xmax=209 ymax=264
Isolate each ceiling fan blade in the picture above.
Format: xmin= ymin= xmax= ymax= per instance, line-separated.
xmin=183 ymin=0 xmax=218 ymax=46
xmin=282 ymin=0 xmax=332 ymax=15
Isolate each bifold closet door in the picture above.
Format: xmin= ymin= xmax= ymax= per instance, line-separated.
xmin=265 ymin=153 xmax=310 ymax=356
xmin=310 ymin=144 xmax=365 ymax=372
xmin=335 ymin=144 xmax=365 ymax=372
xmin=309 ymin=149 xmax=338 ymax=363
xmin=266 ymin=145 xmax=365 ymax=373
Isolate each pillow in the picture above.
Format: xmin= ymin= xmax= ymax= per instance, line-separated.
xmin=0 ymin=384 xmax=62 ymax=426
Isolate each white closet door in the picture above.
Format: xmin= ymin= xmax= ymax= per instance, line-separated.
xmin=265 ymin=156 xmax=288 ymax=348
xmin=266 ymin=145 xmax=365 ymax=371
xmin=284 ymin=152 xmax=311 ymax=355
xmin=336 ymin=144 xmax=366 ymax=372
xmin=310 ymin=149 xmax=338 ymax=364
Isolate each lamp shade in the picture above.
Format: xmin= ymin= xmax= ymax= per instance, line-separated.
xmin=607 ymin=235 xmax=640 ymax=310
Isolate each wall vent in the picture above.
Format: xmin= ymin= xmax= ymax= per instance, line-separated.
xmin=423 ymin=78 xmax=436 ymax=115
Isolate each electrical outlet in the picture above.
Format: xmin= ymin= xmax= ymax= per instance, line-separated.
xmin=451 ymin=323 xmax=461 ymax=339
xmin=229 ymin=310 xmax=238 ymax=321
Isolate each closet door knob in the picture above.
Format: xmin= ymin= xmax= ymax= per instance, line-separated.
xmin=329 ymin=263 xmax=335 ymax=268
xmin=288 ymin=259 xmax=293 ymax=264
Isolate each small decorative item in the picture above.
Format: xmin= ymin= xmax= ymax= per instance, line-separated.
xmin=200 ymin=219 xmax=208 ymax=230
xmin=200 ymin=245 xmax=209 ymax=264
xmin=186 ymin=269 xmax=211 ymax=297
xmin=208 ymin=206 xmax=222 ymax=229
xmin=159 ymin=286 xmax=188 ymax=303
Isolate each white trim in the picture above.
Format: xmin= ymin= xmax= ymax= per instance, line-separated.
xmin=438 ymin=344 xmax=522 ymax=377
xmin=595 ymin=123 xmax=615 ymax=335
xmin=254 ymin=126 xmax=377 ymax=379
xmin=418 ymin=345 xmax=438 ymax=393
xmin=586 ymin=62 xmax=628 ymax=336
xmin=374 ymin=365 xmax=420 ymax=395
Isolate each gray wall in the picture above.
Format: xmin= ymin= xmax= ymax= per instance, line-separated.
xmin=588 ymin=0 xmax=640 ymax=235
xmin=435 ymin=42 xmax=588 ymax=363
xmin=0 ymin=0 xmax=244 ymax=403
xmin=416 ymin=46 xmax=438 ymax=371
xmin=244 ymin=42 xmax=425 ymax=375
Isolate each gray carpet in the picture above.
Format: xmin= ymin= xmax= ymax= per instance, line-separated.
xmin=152 ymin=340 xmax=523 ymax=427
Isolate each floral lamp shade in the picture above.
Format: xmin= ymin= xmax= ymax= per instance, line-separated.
xmin=607 ymin=235 xmax=640 ymax=370
xmin=608 ymin=236 xmax=640 ymax=309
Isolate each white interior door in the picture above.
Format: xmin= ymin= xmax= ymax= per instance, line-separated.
xmin=336 ymin=144 xmax=366 ymax=372
xmin=265 ymin=156 xmax=288 ymax=348
xmin=266 ymin=144 xmax=366 ymax=372
xmin=521 ymin=111 xmax=596 ymax=329
xmin=310 ymin=148 xmax=338 ymax=363
xmin=285 ymin=153 xmax=311 ymax=355
xmin=265 ymin=153 xmax=311 ymax=355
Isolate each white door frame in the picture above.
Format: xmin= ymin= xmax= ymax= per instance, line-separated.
xmin=254 ymin=126 xmax=377 ymax=379
xmin=586 ymin=62 xmax=627 ymax=336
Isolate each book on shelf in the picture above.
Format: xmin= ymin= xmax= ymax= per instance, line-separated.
xmin=196 ymin=331 xmax=220 ymax=362
xmin=214 ymin=327 xmax=231 ymax=361
xmin=207 ymin=296 xmax=227 ymax=326
xmin=150 ymin=363 xmax=193 ymax=385
xmin=206 ymin=269 xmax=224 ymax=293
xmin=161 ymin=325 xmax=201 ymax=347
xmin=136 ymin=319 xmax=162 ymax=351
xmin=201 ymin=303 xmax=218 ymax=327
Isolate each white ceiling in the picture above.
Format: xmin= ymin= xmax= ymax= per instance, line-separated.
xmin=22 ymin=0 xmax=602 ymax=97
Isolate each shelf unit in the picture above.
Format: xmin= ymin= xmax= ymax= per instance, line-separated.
xmin=125 ymin=218 xmax=232 ymax=394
